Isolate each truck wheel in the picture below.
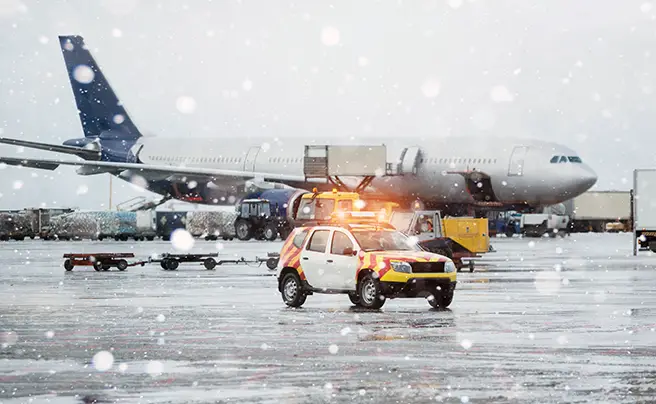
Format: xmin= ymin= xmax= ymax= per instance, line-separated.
xmin=263 ymin=223 xmax=278 ymax=241
xmin=235 ymin=219 xmax=252 ymax=241
xmin=348 ymin=292 xmax=361 ymax=306
xmin=468 ymin=260 xmax=475 ymax=273
xmin=278 ymin=227 xmax=291 ymax=241
xmin=64 ymin=259 xmax=74 ymax=271
xmin=167 ymin=259 xmax=179 ymax=270
xmin=280 ymin=272 xmax=306 ymax=308
xmin=358 ymin=273 xmax=386 ymax=309
xmin=117 ymin=260 xmax=128 ymax=271
xmin=204 ymin=258 xmax=216 ymax=270
xmin=428 ymin=291 xmax=453 ymax=309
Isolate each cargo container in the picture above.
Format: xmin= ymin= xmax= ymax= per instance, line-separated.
xmin=566 ymin=191 xmax=631 ymax=232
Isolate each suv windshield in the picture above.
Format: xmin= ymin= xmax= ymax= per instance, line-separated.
xmin=351 ymin=230 xmax=420 ymax=252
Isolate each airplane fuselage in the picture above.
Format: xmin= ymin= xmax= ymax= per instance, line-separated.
xmin=122 ymin=135 xmax=597 ymax=211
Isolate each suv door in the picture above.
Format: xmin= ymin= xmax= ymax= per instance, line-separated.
xmin=301 ymin=228 xmax=331 ymax=289
xmin=327 ymin=230 xmax=359 ymax=291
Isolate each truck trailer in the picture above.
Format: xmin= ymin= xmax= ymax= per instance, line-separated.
xmin=633 ymin=170 xmax=656 ymax=254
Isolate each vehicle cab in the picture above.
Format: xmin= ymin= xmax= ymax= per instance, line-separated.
xmin=276 ymin=213 xmax=457 ymax=310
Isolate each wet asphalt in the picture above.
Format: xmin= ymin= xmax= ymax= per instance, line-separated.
xmin=1 ymin=233 xmax=655 ymax=403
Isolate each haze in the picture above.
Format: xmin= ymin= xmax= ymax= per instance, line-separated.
xmin=0 ymin=0 xmax=653 ymax=209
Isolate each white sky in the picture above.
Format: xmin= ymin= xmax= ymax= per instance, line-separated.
xmin=0 ymin=0 xmax=654 ymax=209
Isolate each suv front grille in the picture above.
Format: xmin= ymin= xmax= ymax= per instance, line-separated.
xmin=410 ymin=262 xmax=445 ymax=273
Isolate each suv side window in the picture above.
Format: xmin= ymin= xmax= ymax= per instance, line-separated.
xmin=307 ymin=229 xmax=330 ymax=253
xmin=330 ymin=231 xmax=354 ymax=255
xmin=292 ymin=229 xmax=309 ymax=248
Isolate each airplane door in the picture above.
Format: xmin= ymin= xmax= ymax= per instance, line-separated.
xmin=243 ymin=146 xmax=260 ymax=172
xmin=508 ymin=146 xmax=528 ymax=176
xmin=400 ymin=146 xmax=421 ymax=175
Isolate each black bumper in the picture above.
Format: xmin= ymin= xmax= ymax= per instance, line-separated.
xmin=380 ymin=279 xmax=457 ymax=298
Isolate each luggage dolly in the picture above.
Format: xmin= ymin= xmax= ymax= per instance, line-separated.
xmin=62 ymin=253 xmax=147 ymax=272
xmin=152 ymin=252 xmax=281 ymax=271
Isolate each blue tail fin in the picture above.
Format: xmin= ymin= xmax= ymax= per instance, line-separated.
xmin=59 ymin=35 xmax=141 ymax=140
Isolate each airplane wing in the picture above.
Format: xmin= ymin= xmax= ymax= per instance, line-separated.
xmin=0 ymin=137 xmax=101 ymax=160
xmin=0 ymin=155 xmax=318 ymax=184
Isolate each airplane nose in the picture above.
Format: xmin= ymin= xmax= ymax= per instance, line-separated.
xmin=569 ymin=165 xmax=597 ymax=197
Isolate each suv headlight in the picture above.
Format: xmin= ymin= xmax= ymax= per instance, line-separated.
xmin=444 ymin=261 xmax=456 ymax=273
xmin=390 ymin=261 xmax=412 ymax=273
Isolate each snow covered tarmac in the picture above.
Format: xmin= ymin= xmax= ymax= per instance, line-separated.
xmin=1 ymin=233 xmax=655 ymax=403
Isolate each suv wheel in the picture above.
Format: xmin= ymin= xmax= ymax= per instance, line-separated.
xmin=358 ymin=273 xmax=385 ymax=309
xmin=428 ymin=290 xmax=453 ymax=309
xmin=280 ymin=272 xmax=306 ymax=308
xmin=348 ymin=292 xmax=361 ymax=306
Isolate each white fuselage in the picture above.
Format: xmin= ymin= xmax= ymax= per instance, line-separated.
xmin=129 ymin=135 xmax=597 ymax=209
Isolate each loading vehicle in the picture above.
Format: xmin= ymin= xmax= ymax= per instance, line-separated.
xmin=276 ymin=216 xmax=457 ymax=310
xmin=62 ymin=253 xmax=146 ymax=272
xmin=386 ymin=210 xmax=489 ymax=272
xmin=233 ymin=189 xmax=362 ymax=241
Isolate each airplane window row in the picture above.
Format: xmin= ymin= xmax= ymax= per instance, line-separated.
xmin=421 ymin=157 xmax=497 ymax=164
xmin=151 ymin=156 xmax=242 ymax=163
xmin=268 ymin=157 xmax=302 ymax=163
xmin=550 ymin=155 xmax=583 ymax=163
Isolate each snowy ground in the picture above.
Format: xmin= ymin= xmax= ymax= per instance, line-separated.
xmin=1 ymin=233 xmax=655 ymax=403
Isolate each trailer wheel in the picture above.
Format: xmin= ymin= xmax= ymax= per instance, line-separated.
xmin=146 ymin=236 xmax=155 ymax=241
xmin=235 ymin=219 xmax=253 ymax=241
xmin=263 ymin=223 xmax=278 ymax=241
xmin=160 ymin=260 xmax=169 ymax=270
xmin=93 ymin=261 xmax=103 ymax=271
xmin=64 ymin=259 xmax=74 ymax=271
xmin=469 ymin=260 xmax=475 ymax=273
xmin=102 ymin=265 xmax=111 ymax=271
xmin=117 ymin=260 xmax=128 ymax=271
xmin=204 ymin=258 xmax=216 ymax=270
xmin=266 ymin=257 xmax=278 ymax=270
xmin=166 ymin=259 xmax=179 ymax=270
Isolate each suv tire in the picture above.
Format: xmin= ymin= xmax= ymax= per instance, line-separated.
xmin=358 ymin=273 xmax=386 ymax=309
xmin=280 ymin=272 xmax=306 ymax=308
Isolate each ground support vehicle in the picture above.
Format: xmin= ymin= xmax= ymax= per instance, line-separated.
xmin=388 ymin=210 xmax=489 ymax=272
xmin=152 ymin=252 xmax=280 ymax=270
xmin=633 ymin=170 xmax=656 ymax=254
xmin=62 ymin=253 xmax=145 ymax=272
xmin=520 ymin=208 xmax=570 ymax=238
xmin=234 ymin=189 xmax=362 ymax=242
xmin=276 ymin=220 xmax=457 ymax=310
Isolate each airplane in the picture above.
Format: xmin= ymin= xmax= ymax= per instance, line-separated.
xmin=0 ymin=35 xmax=597 ymax=214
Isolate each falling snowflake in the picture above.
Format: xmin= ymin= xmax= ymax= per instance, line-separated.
xmin=534 ymin=271 xmax=561 ymax=295
xmin=118 ymin=363 xmax=128 ymax=372
xmin=45 ymin=331 xmax=54 ymax=339
xmin=145 ymin=360 xmax=163 ymax=376
xmin=156 ymin=314 xmax=166 ymax=322
xmin=215 ymin=242 xmax=224 ymax=251
xmin=242 ymin=79 xmax=253 ymax=91
xmin=112 ymin=28 xmax=123 ymax=38
xmin=421 ymin=78 xmax=441 ymax=98
xmin=321 ymin=26 xmax=340 ymax=46
xmin=328 ymin=344 xmax=339 ymax=354
xmin=261 ymin=343 xmax=269 ymax=350
xmin=176 ymin=96 xmax=197 ymax=114
xmin=113 ymin=114 xmax=125 ymax=124
xmin=358 ymin=56 xmax=369 ymax=67
xmin=92 ymin=351 xmax=114 ymax=371
xmin=13 ymin=181 xmax=23 ymax=190
xmin=448 ymin=0 xmax=463 ymax=9
xmin=641 ymin=2 xmax=653 ymax=13
xmin=38 ymin=35 xmax=49 ymax=44
xmin=73 ymin=65 xmax=95 ymax=84
xmin=171 ymin=229 xmax=195 ymax=251
xmin=460 ymin=339 xmax=473 ymax=350
xmin=490 ymin=85 xmax=514 ymax=102
xmin=340 ymin=327 xmax=351 ymax=336
xmin=76 ymin=185 xmax=89 ymax=195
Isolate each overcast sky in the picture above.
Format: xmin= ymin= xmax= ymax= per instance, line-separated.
xmin=0 ymin=0 xmax=654 ymax=209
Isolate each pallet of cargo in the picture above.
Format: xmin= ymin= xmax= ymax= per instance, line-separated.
xmin=62 ymin=253 xmax=146 ymax=272
xmin=151 ymin=252 xmax=280 ymax=271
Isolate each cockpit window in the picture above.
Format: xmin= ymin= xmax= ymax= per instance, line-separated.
xmin=551 ymin=155 xmax=583 ymax=164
